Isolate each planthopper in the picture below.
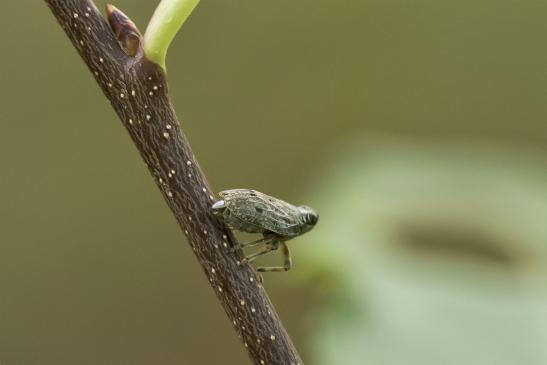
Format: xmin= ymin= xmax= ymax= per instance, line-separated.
xmin=212 ymin=189 xmax=318 ymax=272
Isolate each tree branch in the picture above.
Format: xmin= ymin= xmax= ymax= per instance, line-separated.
xmin=43 ymin=1 xmax=304 ymax=364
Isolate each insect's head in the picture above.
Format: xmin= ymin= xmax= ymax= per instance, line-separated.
xmin=297 ymin=205 xmax=319 ymax=232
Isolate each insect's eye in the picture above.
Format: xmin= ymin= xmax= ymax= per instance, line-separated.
xmin=306 ymin=213 xmax=318 ymax=225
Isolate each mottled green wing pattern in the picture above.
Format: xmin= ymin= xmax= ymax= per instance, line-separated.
xmin=220 ymin=189 xmax=302 ymax=237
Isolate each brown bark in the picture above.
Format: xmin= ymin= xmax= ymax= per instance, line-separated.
xmin=43 ymin=1 xmax=304 ymax=364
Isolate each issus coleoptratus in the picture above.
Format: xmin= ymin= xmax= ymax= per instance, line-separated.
xmin=212 ymin=189 xmax=318 ymax=272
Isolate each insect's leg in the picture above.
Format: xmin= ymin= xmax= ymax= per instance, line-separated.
xmin=242 ymin=244 xmax=277 ymax=264
xmin=257 ymin=242 xmax=292 ymax=272
xmin=242 ymin=236 xmax=270 ymax=248
xmin=230 ymin=235 xmax=272 ymax=252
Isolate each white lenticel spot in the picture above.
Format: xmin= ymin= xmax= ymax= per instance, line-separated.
xmin=85 ymin=12 xmax=90 ymax=17
xmin=203 ymin=230 xmax=208 ymax=235
xmin=202 ymin=188 xmax=207 ymax=193
xmin=218 ymin=286 xmax=223 ymax=292
xmin=99 ymin=57 xmax=104 ymax=63
xmin=240 ymin=300 xmax=245 ymax=306
xmin=186 ymin=160 xmax=192 ymax=166
xmin=149 ymin=91 xmax=154 ymax=96
xmin=211 ymin=268 xmax=216 ymax=274
xmin=171 ymin=169 xmax=176 ymax=175
xmin=251 ymin=308 xmax=256 ymax=313
xmin=73 ymin=13 xmax=79 ymax=18
xmin=167 ymin=191 xmax=173 ymax=198
xmin=163 ymin=132 xmax=170 ymax=139
xmin=146 ymin=115 xmax=151 ymax=120
xmin=129 ymin=119 xmax=134 ymax=125
xmin=250 ymin=277 xmax=254 ymax=283
xmin=120 ymin=93 xmax=125 ymax=98
xmin=270 ymin=335 xmax=276 ymax=341
xmin=131 ymin=90 xmax=135 ymax=96
xmin=261 ymin=361 xmax=265 ymax=365
xmin=166 ymin=124 xmax=172 ymax=130
xmin=153 ymin=85 xmax=158 ymax=90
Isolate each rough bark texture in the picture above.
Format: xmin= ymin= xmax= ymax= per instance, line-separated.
xmin=43 ymin=1 xmax=304 ymax=364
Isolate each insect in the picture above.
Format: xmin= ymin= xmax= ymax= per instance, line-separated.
xmin=212 ymin=189 xmax=318 ymax=272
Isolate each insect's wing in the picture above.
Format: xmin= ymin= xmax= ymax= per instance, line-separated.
xmin=223 ymin=190 xmax=301 ymax=237
xmin=218 ymin=189 xmax=250 ymax=199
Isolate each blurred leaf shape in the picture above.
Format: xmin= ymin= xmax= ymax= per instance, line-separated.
xmin=295 ymin=138 xmax=547 ymax=365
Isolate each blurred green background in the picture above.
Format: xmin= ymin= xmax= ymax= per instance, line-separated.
xmin=1 ymin=0 xmax=547 ymax=364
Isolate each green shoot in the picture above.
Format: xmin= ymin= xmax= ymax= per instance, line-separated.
xmin=143 ymin=0 xmax=201 ymax=70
